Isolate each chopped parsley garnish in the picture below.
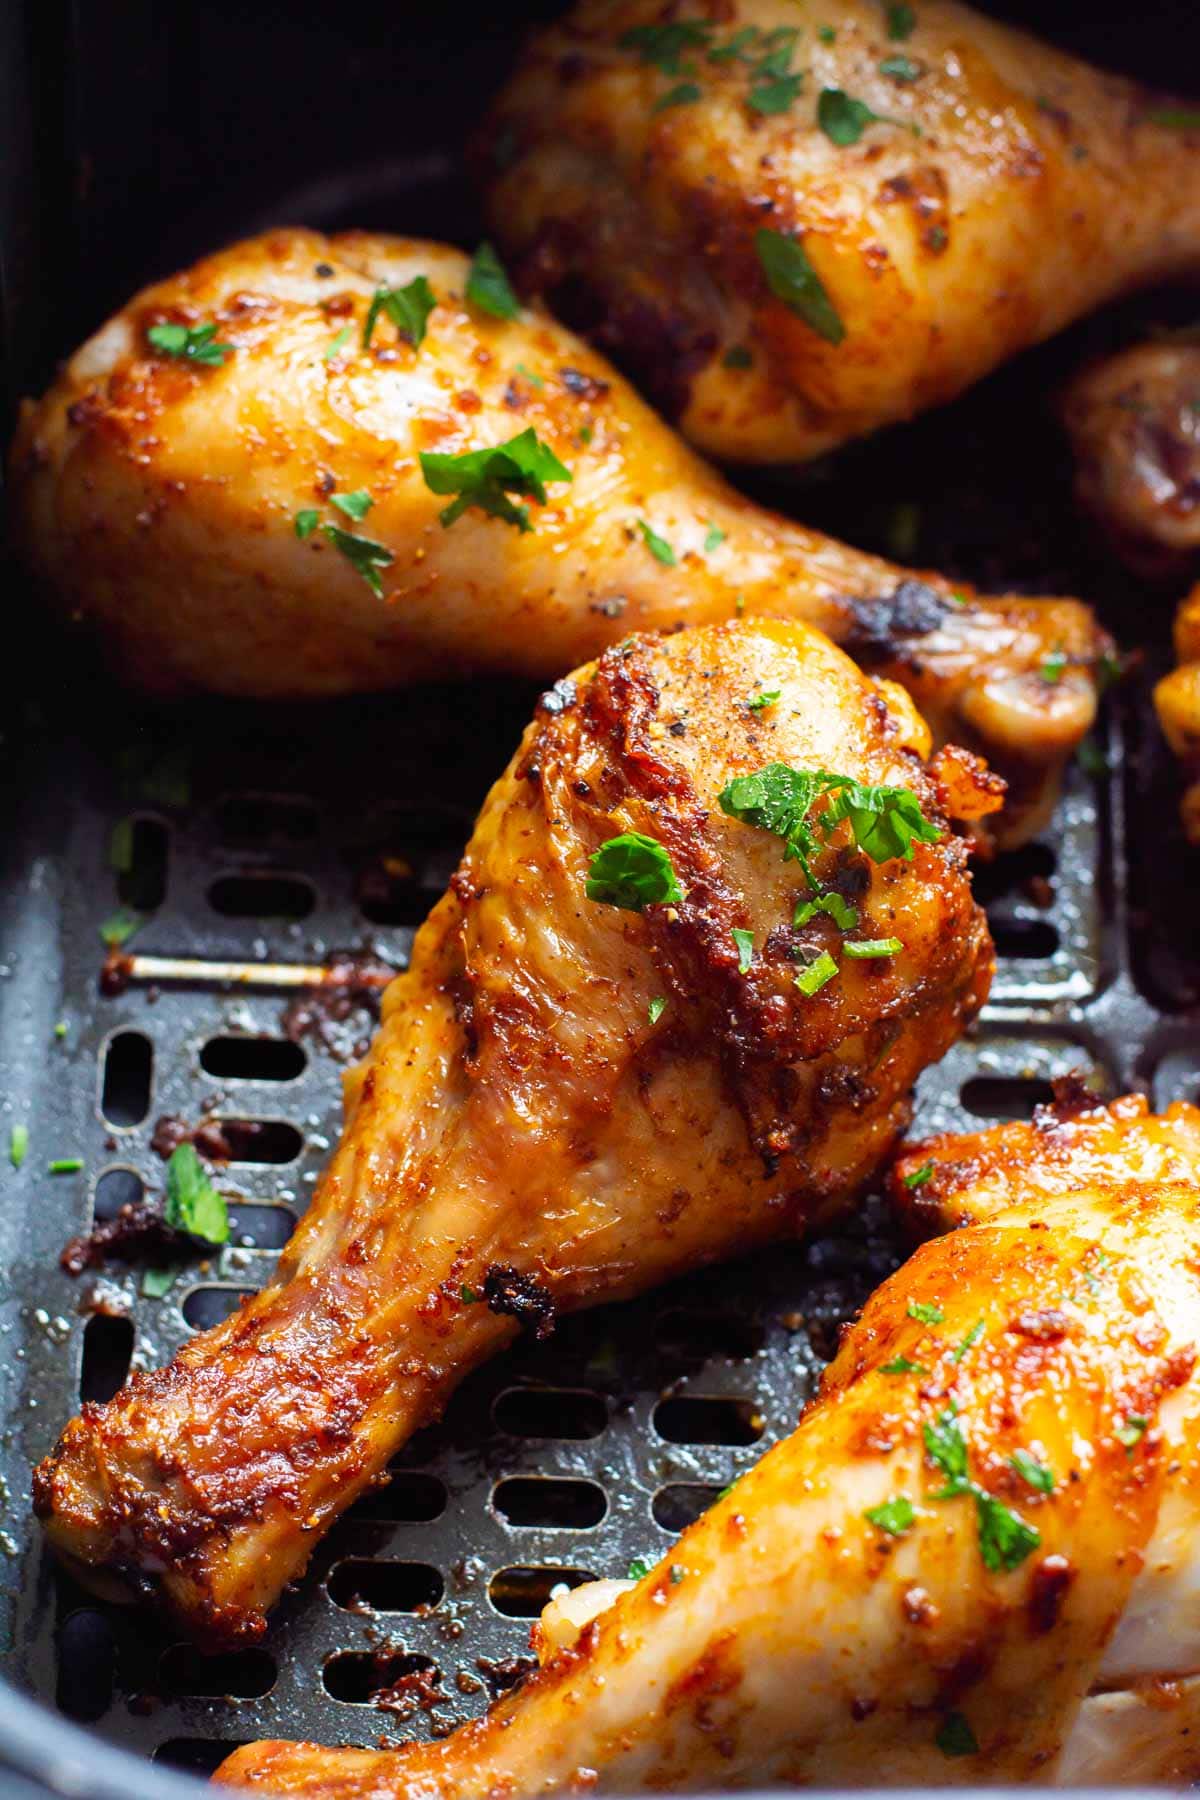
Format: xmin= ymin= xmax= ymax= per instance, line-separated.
xmin=466 ymin=241 xmax=520 ymax=320
xmin=637 ymin=519 xmax=677 ymax=564
xmin=420 ymin=428 xmax=571 ymax=532
xmin=704 ymin=522 xmax=726 ymax=553
xmin=881 ymin=1355 xmax=925 ymax=1376
xmin=324 ymin=325 xmax=352 ymax=361
xmin=886 ymin=1 xmax=916 ymax=39
xmin=586 ymin=833 xmax=683 ymax=911
xmin=648 ymin=996 xmax=667 ymax=1025
xmin=461 ymin=1284 xmax=480 ymax=1303
xmin=907 ymin=1298 xmax=944 ymax=1326
xmin=54 ymin=1022 xmax=67 ymax=1040
xmin=717 ymin=762 xmax=939 ymax=890
xmin=924 ymin=1403 xmax=970 ymax=1492
xmin=330 ymin=488 xmax=373 ymax=522
xmin=10 ymin=1125 xmax=28 ymax=1170
xmin=294 ymin=508 xmax=320 ymax=539
xmin=755 ymin=228 xmax=845 ymax=346
xmin=748 ymin=72 xmax=804 ymax=114
xmin=796 ymin=949 xmax=838 ymax=996
xmin=936 ymin=1712 xmax=978 ymax=1758
xmin=1010 ymin=1450 xmax=1054 ymax=1494
xmin=141 ymin=1265 xmax=179 ymax=1299
xmin=818 ymin=24 xmax=837 ymax=43
xmin=794 ymin=890 xmax=858 ymax=931
xmin=708 ymin=24 xmax=759 ymax=62
xmin=146 ymin=321 xmax=232 ymax=367
xmin=732 ymin=927 xmax=755 ymax=974
xmin=951 ymin=1319 xmax=985 ymax=1363
xmin=619 ymin=18 xmax=713 ymax=72
xmin=747 ymin=688 xmax=780 ymax=712
xmin=669 ymin=1563 xmax=685 ymax=1584
xmin=903 ymin=1160 xmax=934 ymax=1190
xmin=322 ymin=525 xmax=394 ymax=596
xmin=879 ymin=54 xmax=921 ymax=80
xmin=1116 ymin=1414 xmax=1148 ymax=1450
xmin=1147 ymin=108 xmax=1200 ymax=130
xmin=864 ymin=1495 xmax=916 ymax=1535
xmin=818 ymin=86 xmax=887 ymax=146
xmin=165 ymin=1144 xmax=229 ymax=1245
xmin=627 ymin=1557 xmax=652 ymax=1580
xmin=1041 ymin=647 xmax=1068 ymax=684
xmin=514 ymin=362 xmax=544 ymax=388
xmin=844 ymin=936 xmax=902 ymax=958
xmin=654 ymin=80 xmax=702 ymax=111
xmin=48 ymin=1157 xmax=83 ymax=1175
xmin=363 ymin=276 xmax=436 ymax=350
xmin=723 ymin=345 xmax=753 ymax=369
xmin=924 ymin=1404 xmax=1041 ymax=1570
xmin=99 ymin=906 xmax=144 ymax=949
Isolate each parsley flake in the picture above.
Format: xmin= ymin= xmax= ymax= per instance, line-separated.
xmin=755 ymin=228 xmax=845 ymax=345
xmin=48 ymin=1158 xmax=83 ymax=1175
xmin=1010 ymin=1449 xmax=1054 ymax=1494
xmin=881 ymin=1355 xmax=925 ymax=1375
xmin=718 ymin=762 xmax=939 ymax=889
xmin=818 ymin=24 xmax=837 ymax=43
xmin=294 ymin=508 xmax=320 ymax=540
xmin=586 ymin=834 xmax=683 ymax=912
xmin=975 ymin=1490 xmax=1041 ymax=1572
xmin=637 ymin=519 xmax=677 ymax=565
xmin=420 ymin=428 xmax=571 ymax=532
xmin=936 ymin=1712 xmax=978 ymax=1758
xmin=1116 ymin=1414 xmax=1148 ymax=1451
xmin=794 ymin=889 xmax=858 ymax=930
xmin=747 ymin=688 xmax=780 ymax=712
xmin=461 ymin=1284 xmax=480 ymax=1303
xmin=1147 ymin=108 xmax=1200 ymax=131
xmin=141 ymin=1265 xmax=179 ymax=1299
xmin=748 ymin=73 xmax=804 ymax=114
xmin=864 ymin=1495 xmax=916 ymax=1535
xmin=903 ymin=1160 xmax=934 ymax=1190
xmin=619 ymin=18 xmax=713 ymax=73
xmin=704 ymin=522 xmax=726 ymax=553
xmin=886 ymin=1 xmax=916 ymax=38
xmin=10 ymin=1124 xmax=28 ymax=1170
xmin=654 ymin=80 xmax=702 ymax=111
xmin=514 ymin=362 xmax=544 ymax=388
xmin=669 ymin=1563 xmax=685 ymax=1584
xmin=924 ymin=1403 xmax=969 ymax=1493
xmin=146 ymin=321 xmax=232 ymax=367
xmin=99 ymin=906 xmax=144 ymax=949
xmin=466 ymin=241 xmax=520 ymax=320
xmin=1041 ymin=647 xmax=1068 ymax=685
xmin=879 ymin=54 xmax=921 ymax=80
xmin=732 ymin=927 xmax=755 ymax=974
xmin=951 ymin=1319 xmax=985 ymax=1363
xmin=627 ymin=1557 xmax=652 ymax=1580
xmin=648 ymin=996 xmax=667 ymax=1025
xmin=796 ymin=949 xmax=838 ymax=996
xmin=165 ymin=1144 xmax=229 ymax=1245
xmin=322 ymin=524 xmax=394 ymax=596
xmin=844 ymin=936 xmax=902 ymax=958
xmin=363 ymin=276 xmax=436 ymax=350
xmin=818 ymin=86 xmax=887 ymax=146
xmin=330 ymin=489 xmax=373 ymax=522
xmin=324 ymin=325 xmax=352 ymax=361
xmin=908 ymin=1298 xmax=944 ymax=1326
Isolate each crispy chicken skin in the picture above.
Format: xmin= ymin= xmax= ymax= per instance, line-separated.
xmin=483 ymin=0 xmax=1200 ymax=468
xmin=1153 ymin=581 xmax=1200 ymax=842
xmin=33 ymin=618 xmax=997 ymax=1647
xmin=217 ymin=1092 xmax=1200 ymax=1794
xmin=10 ymin=227 xmax=1105 ymax=845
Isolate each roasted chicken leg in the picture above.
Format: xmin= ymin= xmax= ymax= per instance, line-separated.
xmin=483 ymin=0 xmax=1200 ymax=467
xmin=33 ymin=618 xmax=997 ymax=1646
xmin=10 ymin=228 xmax=1105 ymax=844
xmin=216 ymin=1090 xmax=1200 ymax=1794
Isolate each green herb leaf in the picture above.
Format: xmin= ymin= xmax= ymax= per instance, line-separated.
xmin=466 ymin=242 xmax=521 ymax=320
xmin=821 ymin=777 xmax=941 ymax=864
xmin=975 ymin=1489 xmax=1041 ymax=1571
xmin=294 ymin=508 xmax=320 ymax=540
xmin=881 ymin=1355 xmax=925 ymax=1375
xmin=324 ymin=325 xmax=352 ymax=361
xmin=330 ymin=489 xmax=373 ymax=522
xmin=514 ymin=362 xmax=544 ymax=388
xmin=669 ymin=1563 xmax=685 ymax=1584
xmin=723 ymin=344 xmax=753 ymax=369
xmin=796 ymin=949 xmax=838 ymax=996
xmin=420 ymin=428 xmax=572 ymax=532
xmin=461 ymin=1284 xmax=480 ymax=1303
xmin=654 ymin=80 xmax=702 ymax=111
xmin=146 ymin=321 xmax=232 ymax=367
xmin=99 ymin=906 xmax=144 ymax=949
xmin=1116 ymin=1414 xmax=1148 ymax=1450
xmin=908 ymin=1298 xmax=944 ymax=1326
xmin=363 ymin=276 xmax=436 ymax=349
xmin=627 ymin=1557 xmax=652 ymax=1580
xmin=903 ymin=1160 xmax=934 ymax=1190
xmin=648 ymin=996 xmax=667 ymax=1025
xmin=794 ymin=889 xmax=858 ymax=931
xmin=1010 ymin=1449 xmax=1055 ymax=1494
xmin=732 ymin=927 xmax=755 ymax=974
xmin=48 ymin=1158 xmax=83 ymax=1174
xmin=1147 ymin=108 xmax=1200 ymax=130
xmin=321 ymin=524 xmax=394 ymax=597
xmin=748 ymin=73 xmax=804 ymax=114
xmin=708 ymin=25 xmax=761 ymax=64
xmin=936 ymin=1712 xmax=978 ymax=1758
xmin=164 ymin=1144 xmax=230 ymax=1246
xmin=54 ymin=1022 xmax=68 ymax=1040
xmin=886 ymin=1 xmax=916 ymax=39
xmin=637 ymin=519 xmax=677 ymax=565
xmin=951 ymin=1319 xmax=985 ymax=1364
xmin=818 ymin=24 xmax=837 ymax=43
xmin=755 ymin=228 xmax=845 ymax=346
xmin=10 ymin=1124 xmax=28 ymax=1170
xmin=879 ymin=54 xmax=921 ymax=79
xmin=141 ymin=1264 xmax=179 ymax=1299
xmin=864 ymin=1495 xmax=916 ymax=1535
xmin=924 ymin=1403 xmax=969 ymax=1493
xmin=586 ymin=833 xmax=684 ymax=912
xmin=843 ymin=936 xmax=903 ymax=959
xmin=818 ymin=86 xmax=885 ymax=146
xmin=619 ymin=18 xmax=714 ymax=72
xmin=747 ymin=688 xmax=780 ymax=713
xmin=704 ymin=522 xmax=726 ymax=553
xmin=1041 ymin=647 xmax=1068 ymax=685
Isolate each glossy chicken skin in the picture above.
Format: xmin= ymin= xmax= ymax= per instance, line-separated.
xmin=11 ymin=228 xmax=1105 ymax=845
xmin=484 ymin=0 xmax=1200 ymax=467
xmin=1153 ymin=581 xmax=1200 ymax=843
xmin=216 ymin=1091 xmax=1200 ymax=1794
xmin=33 ymin=618 xmax=996 ymax=1647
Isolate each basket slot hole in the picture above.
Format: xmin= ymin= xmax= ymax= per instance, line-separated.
xmin=200 ymin=1036 xmax=307 ymax=1082
xmin=652 ymin=1483 xmax=724 ymax=1532
xmin=56 ymin=1609 xmax=115 ymax=1720
xmin=653 ymin=1396 xmax=763 ymax=1446
xmin=655 ymin=1308 xmax=763 ymax=1362
xmin=328 ymin=1560 xmax=445 ymax=1614
xmin=217 ymin=793 xmax=318 ymax=845
xmin=491 ymin=1386 xmax=607 ymax=1440
xmin=208 ymin=1118 xmax=303 ymax=1163
xmin=154 ymin=1741 xmax=249 ymax=1775
xmin=990 ymin=919 xmax=1060 ymax=960
xmin=93 ymin=1165 xmax=144 ymax=1220
xmin=488 ymin=1566 xmax=596 ymax=1618
xmin=159 ymin=1644 xmax=276 ymax=1699
xmin=347 ymin=1470 xmax=448 ymax=1523
xmin=972 ymin=842 xmax=1056 ymax=908
xmin=100 ymin=1030 xmax=153 ymax=1128
xmin=208 ymin=873 xmax=315 ymax=919
xmin=182 ymin=1286 xmax=256 ymax=1330
xmin=492 ymin=1477 xmax=607 ymax=1529
xmin=114 ymin=815 xmax=170 ymax=911
xmin=356 ymin=859 xmax=442 ymax=928
xmin=226 ymin=1202 xmax=296 ymax=1250
xmin=323 ymin=1651 xmax=436 ymax=1705
xmin=80 ymin=1314 xmax=134 ymax=1405
xmin=961 ymin=1076 xmax=1056 ymax=1122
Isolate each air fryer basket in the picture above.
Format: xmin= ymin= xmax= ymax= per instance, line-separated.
xmin=3 ymin=1 xmax=1200 ymax=1794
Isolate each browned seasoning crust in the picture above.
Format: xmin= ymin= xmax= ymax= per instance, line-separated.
xmin=33 ymin=617 xmax=994 ymax=1647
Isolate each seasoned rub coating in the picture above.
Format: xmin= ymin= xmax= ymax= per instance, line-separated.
xmin=33 ymin=618 xmax=996 ymax=1647
xmin=483 ymin=0 xmax=1200 ymax=466
xmin=1154 ymin=582 xmax=1200 ymax=843
xmin=217 ymin=1093 xmax=1200 ymax=1793
xmin=10 ymin=227 xmax=1106 ymax=845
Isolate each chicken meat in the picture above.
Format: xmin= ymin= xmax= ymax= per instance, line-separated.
xmin=10 ymin=227 xmax=1106 ymax=845
xmin=483 ymin=0 xmax=1200 ymax=468
xmin=215 ymin=1089 xmax=1200 ymax=1795
xmin=33 ymin=616 xmax=998 ymax=1647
